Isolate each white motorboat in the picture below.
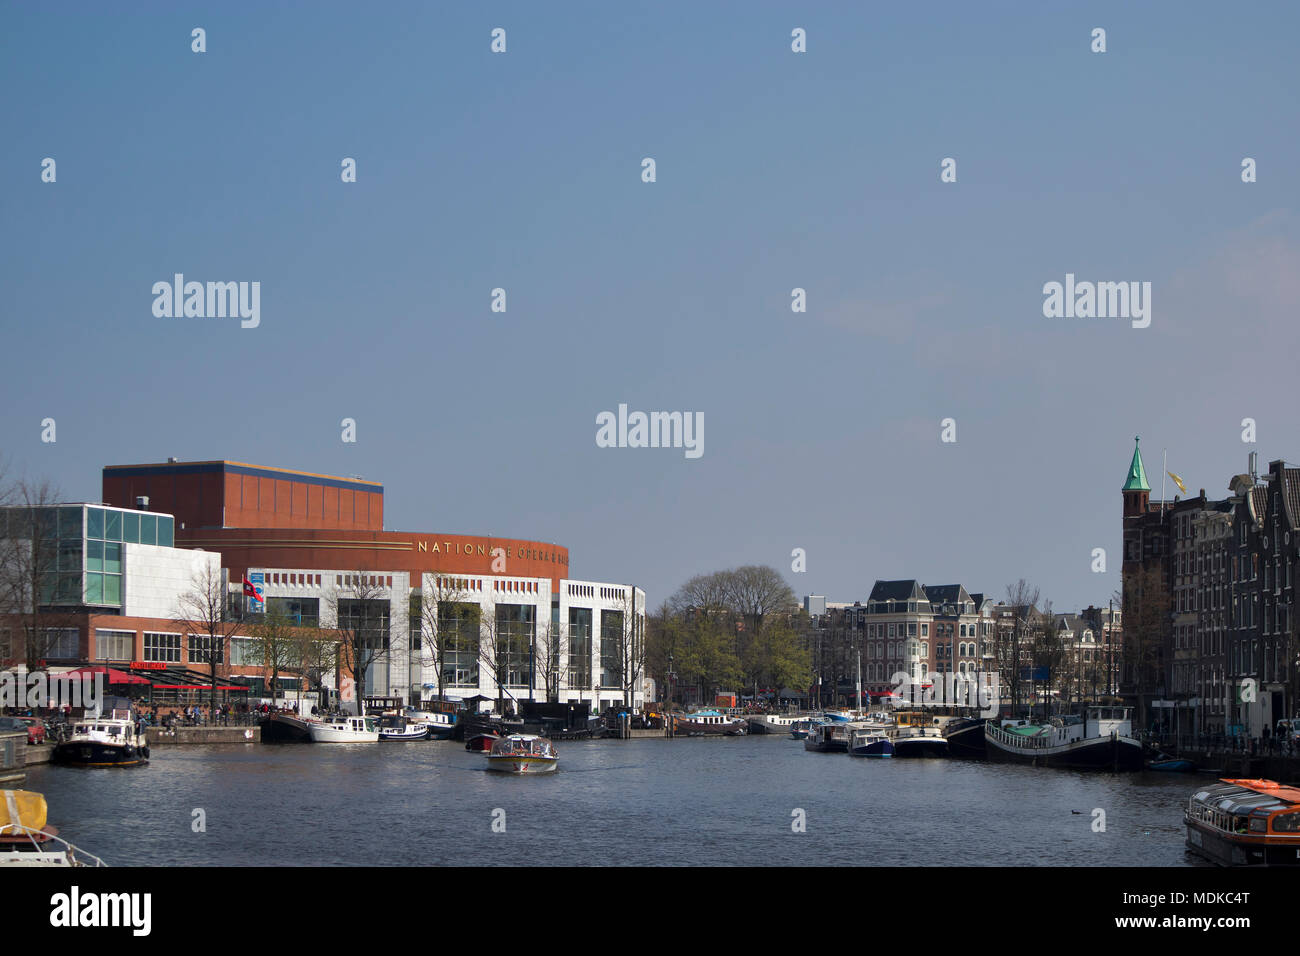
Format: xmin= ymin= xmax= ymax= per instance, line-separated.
xmin=51 ymin=718 xmax=149 ymax=767
xmin=403 ymin=706 xmax=457 ymax=740
xmin=308 ymin=715 xmax=379 ymax=742
xmin=485 ymin=734 xmax=558 ymax=774
xmin=377 ymin=715 xmax=430 ymax=741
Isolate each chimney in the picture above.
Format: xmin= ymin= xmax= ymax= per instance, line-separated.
xmin=1250 ymin=451 xmax=1258 ymax=482
xmin=167 ymin=457 xmax=178 ymax=464
xmin=135 ymin=496 xmax=149 ymax=510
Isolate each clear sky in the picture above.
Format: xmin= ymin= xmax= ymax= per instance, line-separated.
xmin=2 ymin=2 xmax=1298 ymax=613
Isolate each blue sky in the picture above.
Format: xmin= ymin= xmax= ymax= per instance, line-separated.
xmin=2 ymin=1 xmax=1298 ymax=612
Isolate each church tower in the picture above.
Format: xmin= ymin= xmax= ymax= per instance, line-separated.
xmin=1122 ymin=436 xmax=1150 ymax=518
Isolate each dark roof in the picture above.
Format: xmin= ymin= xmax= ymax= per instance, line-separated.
xmin=923 ymin=584 xmax=971 ymax=607
xmin=1283 ymin=469 xmax=1300 ymax=530
xmin=867 ymin=580 xmax=927 ymax=603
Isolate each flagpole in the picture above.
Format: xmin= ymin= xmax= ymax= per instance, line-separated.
xmin=1161 ymin=448 xmax=1167 ymax=518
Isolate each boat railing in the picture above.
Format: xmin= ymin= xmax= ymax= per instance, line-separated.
xmin=986 ymin=722 xmax=1060 ymax=749
xmin=0 ymin=824 xmax=107 ymax=867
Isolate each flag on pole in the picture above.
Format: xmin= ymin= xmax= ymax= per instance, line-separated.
xmin=1167 ymin=471 xmax=1187 ymax=495
xmin=242 ymin=575 xmax=264 ymax=602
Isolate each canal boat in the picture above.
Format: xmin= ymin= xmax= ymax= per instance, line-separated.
xmin=403 ymin=706 xmax=457 ymax=740
xmin=308 ymin=715 xmax=379 ymax=743
xmin=789 ymin=716 xmax=829 ymax=740
xmin=747 ymin=713 xmax=806 ymax=735
xmin=671 ymin=710 xmax=748 ymax=736
xmin=943 ymin=717 xmax=988 ymax=759
xmin=983 ymin=706 xmax=1143 ymax=771
xmin=50 ymin=717 xmax=150 ymax=767
xmin=466 ymin=731 xmax=501 ymax=751
xmin=1184 ymin=778 xmax=1300 ymax=866
xmin=485 ymin=734 xmax=558 ymax=774
xmin=889 ymin=710 xmax=950 ymax=758
xmin=377 ymin=715 xmax=431 ymax=741
xmin=0 ymin=791 xmax=107 ymax=867
xmin=847 ymin=728 xmax=894 ymax=758
xmin=804 ymin=721 xmax=860 ymax=753
xmin=260 ymin=711 xmax=317 ymax=743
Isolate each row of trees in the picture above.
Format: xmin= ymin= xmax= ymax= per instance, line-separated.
xmin=646 ymin=565 xmax=812 ymax=706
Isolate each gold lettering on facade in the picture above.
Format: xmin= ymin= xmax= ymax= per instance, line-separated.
xmin=418 ymin=541 xmax=427 ymax=552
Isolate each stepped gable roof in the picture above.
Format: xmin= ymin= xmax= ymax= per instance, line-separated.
xmin=868 ymin=580 xmax=926 ymax=603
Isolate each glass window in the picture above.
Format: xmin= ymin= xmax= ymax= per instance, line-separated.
xmin=157 ymin=517 xmax=174 ymax=548
xmin=104 ymin=509 xmax=121 ymax=541
xmin=140 ymin=514 xmax=157 ymax=546
xmin=123 ymin=512 xmax=140 ymax=544
xmin=144 ymin=632 xmax=182 ymax=663
xmin=59 ymin=506 xmax=83 ymax=538
xmin=87 ymin=508 xmax=104 ymax=539
xmin=87 ymin=539 xmax=103 ymax=571
xmin=104 ymin=574 xmax=121 ymax=605
xmin=85 ymin=573 xmax=103 ymax=604
xmin=104 ymin=542 xmax=121 ymax=574
xmin=95 ymin=629 xmax=134 ymax=661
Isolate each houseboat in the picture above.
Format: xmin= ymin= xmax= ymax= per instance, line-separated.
xmin=804 ymin=721 xmax=860 ymax=753
xmin=747 ymin=713 xmax=806 ymax=735
xmin=983 ymin=706 xmax=1143 ymax=770
xmin=308 ymin=715 xmax=379 ymax=743
xmin=671 ymin=710 xmax=748 ymax=736
xmin=943 ymin=716 xmax=987 ymax=760
xmin=485 ymin=734 xmax=559 ymax=774
xmin=891 ymin=711 xmax=950 ymax=759
xmin=1185 ymin=778 xmax=1300 ymax=866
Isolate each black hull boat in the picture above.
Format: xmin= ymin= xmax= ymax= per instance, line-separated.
xmin=260 ymin=713 xmax=316 ymax=743
xmin=50 ymin=713 xmax=150 ymax=768
xmin=984 ymin=723 xmax=1143 ymax=771
xmin=943 ymin=718 xmax=987 ymax=759
xmin=892 ymin=731 xmax=949 ymax=758
xmin=51 ymin=739 xmax=149 ymax=767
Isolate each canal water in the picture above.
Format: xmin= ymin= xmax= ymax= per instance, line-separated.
xmin=25 ymin=736 xmax=1204 ymax=866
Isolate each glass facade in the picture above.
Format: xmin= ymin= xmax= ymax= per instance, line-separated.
xmin=568 ymin=607 xmax=592 ymax=689
xmin=8 ymin=504 xmax=177 ymax=609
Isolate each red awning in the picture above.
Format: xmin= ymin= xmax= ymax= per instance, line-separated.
xmin=53 ymin=666 xmax=152 ymax=685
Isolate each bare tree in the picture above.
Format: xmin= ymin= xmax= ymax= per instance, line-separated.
xmin=998 ymin=579 xmax=1041 ymax=716
xmin=176 ymin=563 xmax=244 ymax=712
xmin=477 ymin=601 xmax=534 ymax=714
xmin=416 ymin=573 xmax=476 ymax=704
xmin=294 ymin=624 xmax=340 ymax=709
xmin=327 ymin=571 xmax=394 ymax=713
xmin=534 ymin=615 xmax=567 ymax=703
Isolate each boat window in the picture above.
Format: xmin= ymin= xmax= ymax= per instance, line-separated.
xmin=1273 ymin=812 xmax=1300 ymax=833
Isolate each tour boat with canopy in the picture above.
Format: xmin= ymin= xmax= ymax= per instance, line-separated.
xmin=485 ymin=734 xmax=558 ymax=774
xmin=1185 ymin=778 xmax=1300 ymax=866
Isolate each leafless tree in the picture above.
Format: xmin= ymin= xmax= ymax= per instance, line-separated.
xmin=326 ymin=571 xmax=394 ymax=713
xmin=416 ymin=573 xmax=476 ymax=704
xmin=176 ymin=563 xmax=244 ymax=712
xmin=534 ymin=615 xmax=568 ymax=703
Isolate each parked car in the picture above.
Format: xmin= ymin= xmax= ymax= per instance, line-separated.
xmin=17 ymin=717 xmax=47 ymax=745
xmin=0 ymin=715 xmax=45 ymax=745
xmin=1275 ymin=718 xmax=1300 ymax=741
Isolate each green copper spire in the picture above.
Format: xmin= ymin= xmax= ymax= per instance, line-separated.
xmin=1122 ymin=436 xmax=1150 ymax=491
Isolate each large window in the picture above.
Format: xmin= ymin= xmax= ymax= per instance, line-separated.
xmin=94 ymin=629 xmax=135 ymax=662
xmin=267 ymin=596 xmax=319 ymax=627
xmin=188 ymin=633 xmax=225 ymax=665
xmin=438 ymin=601 xmax=480 ymax=687
xmin=144 ymin=632 xmax=182 ymax=663
xmin=495 ymin=604 xmax=534 ymax=688
xmin=600 ymin=609 xmax=624 ymax=689
xmin=568 ymin=607 xmax=592 ymax=689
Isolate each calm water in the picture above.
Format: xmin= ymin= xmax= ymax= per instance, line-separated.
xmin=25 ymin=736 xmax=1204 ymax=866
